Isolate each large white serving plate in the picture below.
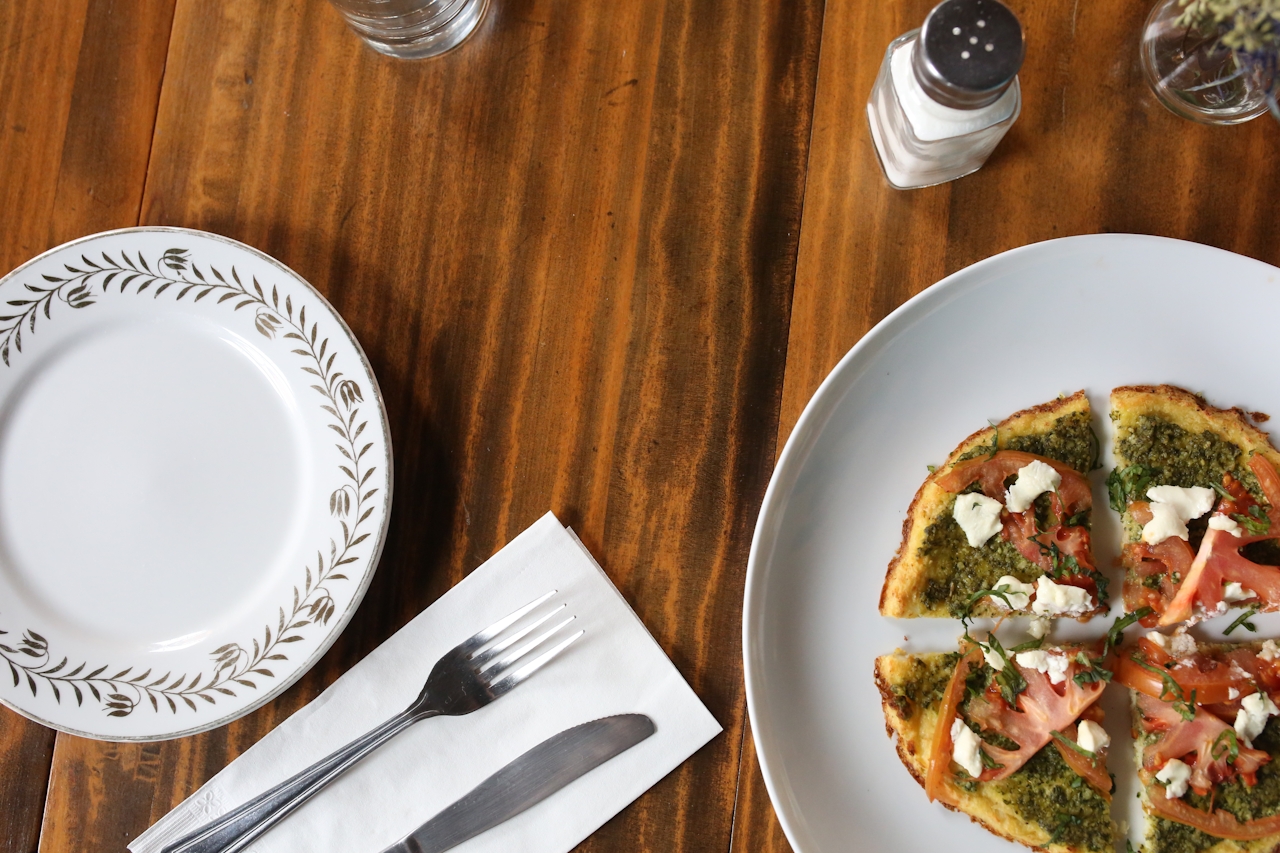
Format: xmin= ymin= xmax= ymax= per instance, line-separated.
xmin=744 ymin=234 xmax=1280 ymax=852
xmin=0 ymin=228 xmax=391 ymax=741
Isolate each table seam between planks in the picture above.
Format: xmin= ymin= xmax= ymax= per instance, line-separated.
xmin=721 ymin=17 xmax=828 ymax=848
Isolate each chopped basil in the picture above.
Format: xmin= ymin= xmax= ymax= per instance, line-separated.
xmin=1050 ymin=729 xmax=1096 ymax=759
xmin=1224 ymin=605 xmax=1261 ymax=635
xmin=1131 ymin=653 xmax=1196 ymax=721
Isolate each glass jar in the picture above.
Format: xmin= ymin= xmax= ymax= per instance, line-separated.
xmin=1139 ymin=0 xmax=1271 ymax=125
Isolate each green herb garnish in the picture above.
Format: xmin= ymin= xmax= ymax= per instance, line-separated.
xmin=1107 ymin=464 xmax=1159 ymax=513
xmin=1232 ymin=504 xmax=1271 ymax=535
xmin=1072 ymin=651 xmax=1113 ymax=687
xmin=1212 ymin=727 xmax=1240 ymax=763
xmin=1050 ymin=728 xmax=1097 ymax=759
xmin=1224 ymin=605 xmax=1261 ymax=635
xmin=985 ymin=634 xmax=1028 ymax=707
xmin=1131 ymin=654 xmax=1197 ymax=721
xmin=1049 ymin=813 xmax=1083 ymax=845
xmin=1105 ymin=607 xmax=1152 ymax=656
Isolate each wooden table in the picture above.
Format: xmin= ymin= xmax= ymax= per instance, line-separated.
xmin=0 ymin=0 xmax=1276 ymax=850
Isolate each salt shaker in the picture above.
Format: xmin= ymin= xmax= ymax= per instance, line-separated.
xmin=866 ymin=0 xmax=1025 ymax=190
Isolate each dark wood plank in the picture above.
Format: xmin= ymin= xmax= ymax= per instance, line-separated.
xmin=0 ymin=1 xmax=174 ymax=851
xmin=36 ymin=0 xmax=824 ymax=850
xmin=729 ymin=0 xmax=1280 ymax=849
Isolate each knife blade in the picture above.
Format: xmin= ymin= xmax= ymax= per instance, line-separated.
xmin=382 ymin=713 xmax=655 ymax=853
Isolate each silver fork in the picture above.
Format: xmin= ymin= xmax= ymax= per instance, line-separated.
xmin=161 ymin=591 xmax=583 ymax=853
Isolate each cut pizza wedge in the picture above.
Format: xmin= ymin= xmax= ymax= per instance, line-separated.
xmin=1118 ymin=634 xmax=1280 ymax=853
xmin=882 ymin=390 xmax=1106 ymax=620
xmin=876 ymin=637 xmax=1116 ymax=852
xmin=1110 ymin=386 xmax=1280 ymax=627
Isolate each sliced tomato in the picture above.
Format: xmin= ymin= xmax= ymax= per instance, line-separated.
xmin=965 ymin=646 xmax=1108 ymax=782
xmin=1115 ymin=639 xmax=1255 ymax=708
xmin=1137 ymin=693 xmax=1269 ymax=793
xmin=936 ymin=450 xmax=1091 ymax=511
xmin=1123 ymin=535 xmax=1196 ymax=625
xmin=925 ymin=644 xmax=983 ymax=804
xmin=1160 ymin=458 xmax=1280 ymax=627
xmin=1143 ymin=770 xmax=1280 ymax=839
xmin=1254 ymin=454 xmax=1280 ymax=507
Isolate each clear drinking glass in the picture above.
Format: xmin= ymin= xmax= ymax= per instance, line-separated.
xmin=1140 ymin=0 xmax=1270 ymax=124
xmin=327 ymin=0 xmax=490 ymax=60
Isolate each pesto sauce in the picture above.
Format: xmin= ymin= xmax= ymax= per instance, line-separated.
xmin=989 ymin=744 xmax=1113 ymax=852
xmin=889 ymin=655 xmax=1111 ymax=851
xmin=1116 ymin=415 xmax=1261 ymax=500
xmin=1006 ymin=410 xmax=1100 ymax=473
xmin=1147 ymin=719 xmax=1280 ymax=852
xmin=919 ymin=507 xmax=1041 ymax=617
xmin=925 ymin=411 xmax=1098 ymax=615
xmin=883 ymin=652 xmax=960 ymax=722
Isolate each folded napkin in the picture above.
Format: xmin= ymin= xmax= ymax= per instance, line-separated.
xmin=131 ymin=512 xmax=721 ymax=853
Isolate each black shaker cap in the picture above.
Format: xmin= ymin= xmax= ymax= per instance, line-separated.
xmin=913 ymin=0 xmax=1024 ymax=109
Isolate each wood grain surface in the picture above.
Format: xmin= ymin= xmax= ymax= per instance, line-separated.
xmin=5 ymin=0 xmax=824 ymax=851
xmin=730 ymin=1 xmax=1280 ymax=851
xmin=3 ymin=0 xmax=1280 ymax=851
xmin=0 ymin=2 xmax=175 ymax=852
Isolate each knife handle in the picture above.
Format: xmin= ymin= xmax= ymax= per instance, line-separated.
xmin=161 ymin=708 xmax=432 ymax=853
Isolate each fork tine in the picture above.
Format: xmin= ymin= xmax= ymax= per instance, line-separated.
xmin=470 ymin=603 xmax=568 ymax=667
xmin=458 ymin=590 xmax=557 ymax=654
xmin=481 ymin=614 xmax=576 ymax=675
xmin=486 ymin=627 xmax=584 ymax=698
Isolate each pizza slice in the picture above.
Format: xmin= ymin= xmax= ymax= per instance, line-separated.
xmin=876 ymin=634 xmax=1117 ymax=852
xmin=1110 ymin=386 xmax=1280 ymax=627
xmin=1119 ymin=633 xmax=1280 ymax=853
xmin=882 ymin=390 xmax=1106 ymax=620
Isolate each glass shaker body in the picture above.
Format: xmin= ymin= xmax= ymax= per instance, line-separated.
xmin=867 ymin=30 xmax=1021 ymax=190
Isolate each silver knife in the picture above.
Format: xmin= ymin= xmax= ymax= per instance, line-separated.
xmin=381 ymin=713 xmax=655 ymax=853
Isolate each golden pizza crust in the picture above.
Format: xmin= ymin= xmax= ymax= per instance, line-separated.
xmin=876 ymin=650 xmax=1111 ymax=853
xmin=880 ymin=391 xmax=1093 ymax=618
xmin=1111 ymin=385 xmax=1280 ymax=477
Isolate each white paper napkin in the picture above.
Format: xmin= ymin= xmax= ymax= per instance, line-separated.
xmin=130 ymin=512 xmax=722 ymax=853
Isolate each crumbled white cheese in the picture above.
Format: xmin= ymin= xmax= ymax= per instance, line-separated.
xmin=1028 ymin=615 xmax=1050 ymax=640
xmin=953 ymin=492 xmax=1003 ymax=547
xmin=992 ymin=575 xmax=1034 ymax=611
xmin=1168 ymin=628 xmax=1198 ymax=658
xmin=1261 ymin=640 xmax=1280 ymax=662
xmin=1149 ymin=485 xmax=1217 ymax=518
xmin=1223 ymin=581 xmax=1256 ymax=603
xmin=1141 ymin=485 xmax=1217 ymax=545
xmin=1077 ymin=720 xmax=1110 ymax=754
xmin=1015 ymin=648 xmax=1069 ymax=685
xmin=1146 ymin=631 xmax=1169 ymax=651
xmin=982 ymin=643 xmax=1005 ymax=672
xmin=950 ymin=717 xmax=984 ymax=778
xmin=1005 ymin=460 xmax=1062 ymax=513
xmin=1235 ymin=692 xmax=1280 ymax=747
xmin=1209 ymin=514 xmax=1244 ymax=537
xmin=1156 ymin=758 xmax=1193 ymax=799
xmin=1030 ymin=575 xmax=1093 ymax=618
xmin=1230 ymin=687 xmax=1241 ymax=700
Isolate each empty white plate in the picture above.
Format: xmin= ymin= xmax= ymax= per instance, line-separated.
xmin=743 ymin=234 xmax=1280 ymax=852
xmin=0 ymin=228 xmax=391 ymax=741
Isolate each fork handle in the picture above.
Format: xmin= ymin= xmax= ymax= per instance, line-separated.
xmin=161 ymin=708 xmax=435 ymax=853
